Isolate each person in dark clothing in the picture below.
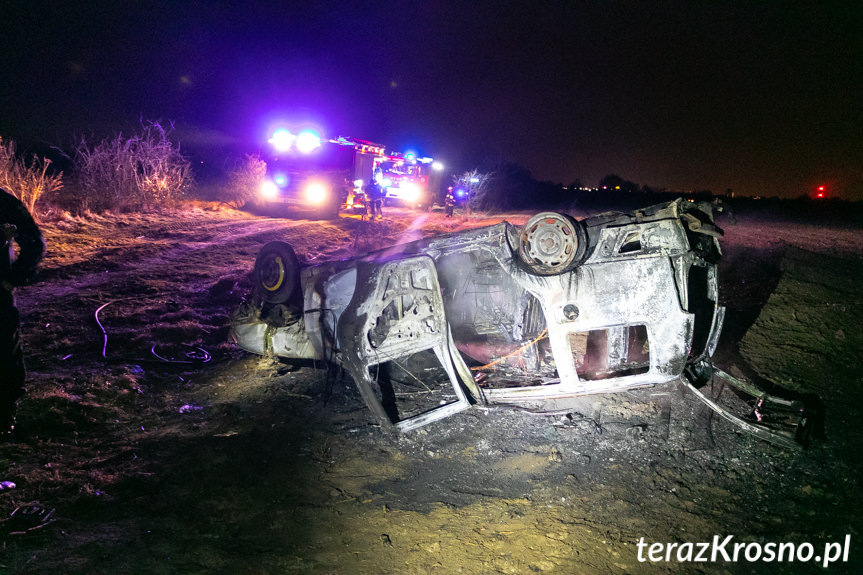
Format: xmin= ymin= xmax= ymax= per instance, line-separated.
xmin=444 ymin=187 xmax=456 ymax=217
xmin=712 ymin=196 xmax=736 ymax=225
xmin=1 ymin=189 xmax=45 ymax=434
xmin=366 ymin=180 xmax=383 ymax=220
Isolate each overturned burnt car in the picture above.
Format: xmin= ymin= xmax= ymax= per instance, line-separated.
xmin=231 ymin=199 xmax=815 ymax=446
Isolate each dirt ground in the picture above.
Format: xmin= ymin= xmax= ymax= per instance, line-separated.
xmin=0 ymin=201 xmax=861 ymax=574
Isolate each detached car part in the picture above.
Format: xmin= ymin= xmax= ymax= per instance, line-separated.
xmin=683 ymin=364 xmax=822 ymax=449
xmin=230 ymin=199 xmax=812 ymax=446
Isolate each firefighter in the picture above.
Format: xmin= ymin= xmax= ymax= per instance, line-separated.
xmin=444 ymin=187 xmax=456 ymax=217
xmin=712 ymin=196 xmax=736 ymax=225
xmin=0 ymin=189 xmax=45 ymax=436
xmin=366 ymin=179 xmax=383 ymax=220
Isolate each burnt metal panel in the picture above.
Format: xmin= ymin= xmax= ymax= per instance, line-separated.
xmin=335 ymin=255 xmax=475 ymax=431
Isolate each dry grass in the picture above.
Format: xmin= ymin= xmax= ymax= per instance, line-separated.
xmin=0 ymin=136 xmax=64 ymax=214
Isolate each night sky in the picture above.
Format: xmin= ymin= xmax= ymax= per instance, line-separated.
xmin=2 ymin=1 xmax=861 ymax=199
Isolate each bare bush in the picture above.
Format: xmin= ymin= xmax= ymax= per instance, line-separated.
xmin=74 ymin=135 xmax=138 ymax=211
xmin=221 ymin=154 xmax=266 ymax=209
xmin=0 ymin=136 xmax=64 ymax=215
xmin=453 ymin=169 xmax=493 ymax=214
xmin=75 ymin=122 xmax=193 ymax=211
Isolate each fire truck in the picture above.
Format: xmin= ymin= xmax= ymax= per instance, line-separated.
xmin=258 ymin=128 xmax=442 ymax=215
xmin=258 ymin=130 xmax=386 ymax=216
xmin=376 ymin=153 xmax=443 ymax=210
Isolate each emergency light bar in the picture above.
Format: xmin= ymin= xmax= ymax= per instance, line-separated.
xmin=268 ymin=128 xmax=322 ymax=154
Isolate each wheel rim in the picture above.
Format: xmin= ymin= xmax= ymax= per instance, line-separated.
xmin=520 ymin=213 xmax=580 ymax=273
xmin=260 ymin=256 xmax=285 ymax=292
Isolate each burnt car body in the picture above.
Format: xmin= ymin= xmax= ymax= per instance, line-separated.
xmin=232 ymin=201 xmax=724 ymax=422
xmin=230 ymin=199 xmax=815 ymax=445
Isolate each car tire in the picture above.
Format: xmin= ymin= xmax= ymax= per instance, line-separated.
xmin=254 ymin=241 xmax=301 ymax=304
xmin=516 ymin=212 xmax=587 ymax=275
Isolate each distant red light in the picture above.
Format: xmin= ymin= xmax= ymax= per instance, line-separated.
xmin=817 ymin=185 xmax=825 ymax=192
xmin=816 ymin=192 xmax=824 ymax=198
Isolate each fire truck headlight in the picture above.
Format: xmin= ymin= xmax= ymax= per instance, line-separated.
xmin=401 ymin=182 xmax=419 ymax=201
xmin=304 ymin=181 xmax=329 ymax=205
xmin=261 ymin=180 xmax=279 ymax=199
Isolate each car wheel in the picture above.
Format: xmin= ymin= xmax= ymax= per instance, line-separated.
xmin=254 ymin=241 xmax=301 ymax=304
xmin=516 ymin=212 xmax=587 ymax=275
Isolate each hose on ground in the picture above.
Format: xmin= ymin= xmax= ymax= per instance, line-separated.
xmin=94 ymin=297 xmax=212 ymax=365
